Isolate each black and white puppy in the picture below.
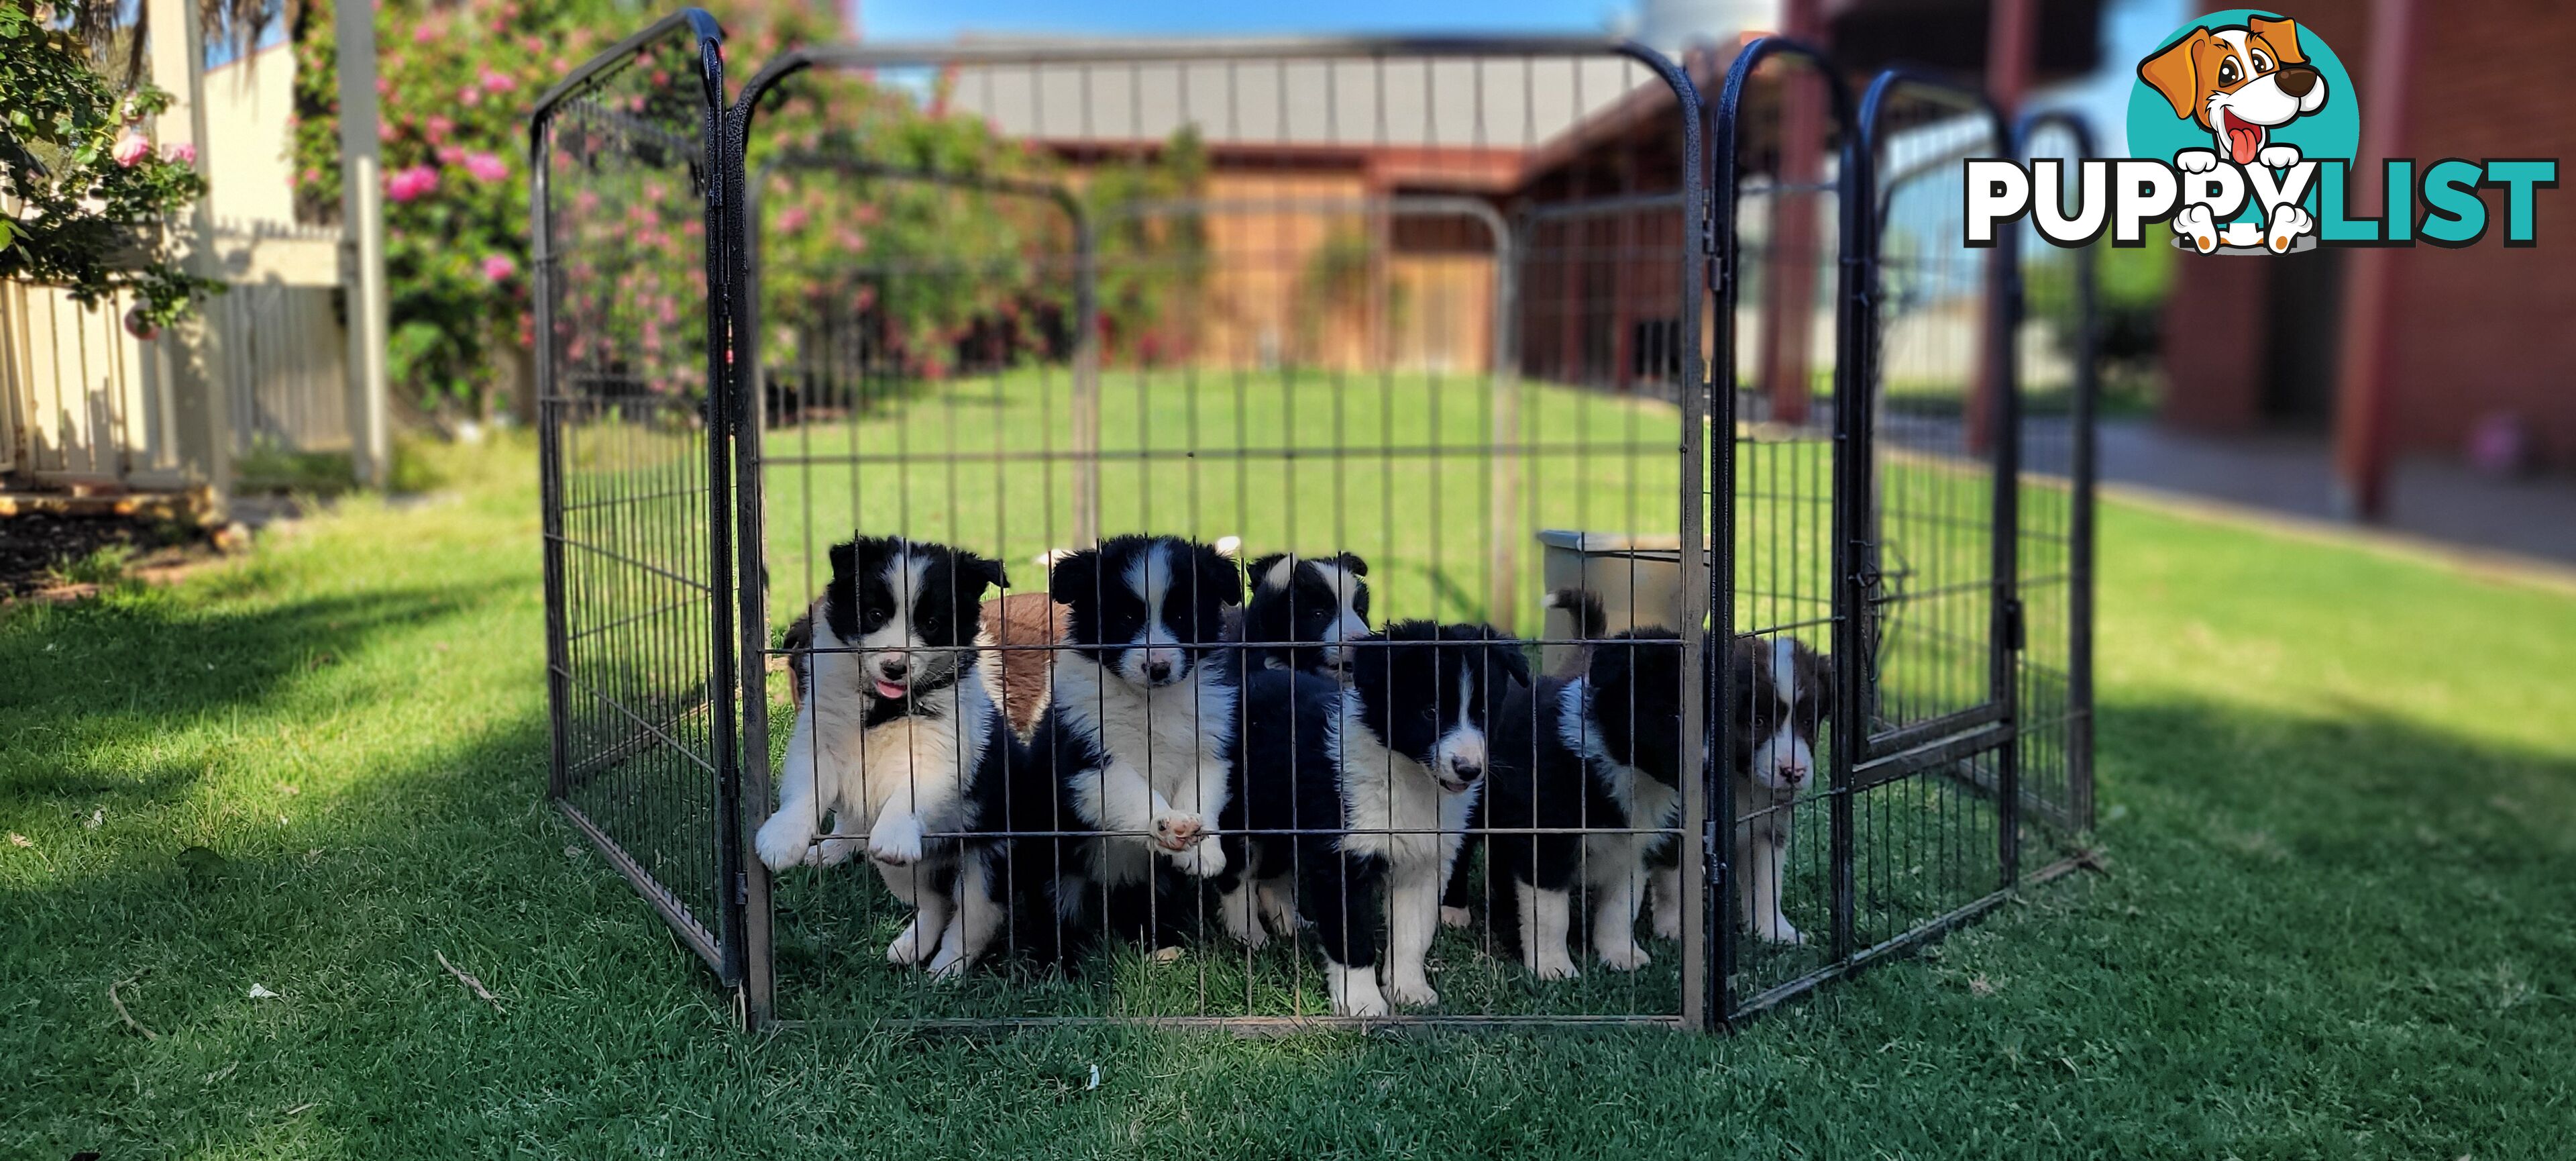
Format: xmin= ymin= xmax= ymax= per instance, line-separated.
xmin=1215 ymin=621 xmax=1527 ymax=1016
xmin=1240 ymin=552 xmax=1371 ymax=677
xmin=1483 ymin=627 xmax=1693 ymax=978
xmin=751 ymin=536 xmax=1012 ymax=968
xmin=1034 ymin=535 xmax=1244 ymax=911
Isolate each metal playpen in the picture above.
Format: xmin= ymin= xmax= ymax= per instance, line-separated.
xmin=530 ymin=9 xmax=2096 ymax=1030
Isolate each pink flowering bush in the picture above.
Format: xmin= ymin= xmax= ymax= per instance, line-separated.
xmin=0 ymin=3 xmax=217 ymax=327
xmin=290 ymin=0 xmax=1198 ymax=407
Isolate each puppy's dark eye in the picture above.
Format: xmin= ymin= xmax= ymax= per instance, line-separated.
xmin=2218 ymin=59 xmax=2240 ymax=85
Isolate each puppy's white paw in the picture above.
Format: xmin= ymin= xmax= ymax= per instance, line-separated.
xmin=1258 ymin=884 xmax=1301 ymax=936
xmin=1651 ymin=902 xmax=1683 ymax=942
xmin=815 ymin=836 xmax=863 ymax=866
xmin=1328 ymin=964 xmax=1389 ymax=1018
xmin=2257 ymin=143 xmax=2302 ymax=170
xmin=1218 ymin=888 xmax=1269 ymax=948
xmin=867 ymin=813 xmax=925 ymax=867
xmin=886 ymin=916 xmax=934 ymax=966
xmin=2174 ymin=148 xmax=2220 ymax=174
xmin=925 ymin=940 xmax=973 ymax=979
xmin=2174 ymin=204 xmax=2220 ymax=254
xmin=1439 ymin=905 xmax=1471 ymax=930
xmin=1167 ymin=834 xmax=1226 ymax=878
xmin=1383 ymin=972 xmax=1440 ymax=1008
xmin=1755 ymin=916 xmax=1808 ymax=946
xmin=1525 ymin=950 xmax=1582 ymax=981
xmin=2267 ymin=205 xmax=2314 ymax=252
xmin=1150 ymin=811 xmax=1202 ymax=853
xmin=753 ymin=811 xmax=820 ymax=872
xmin=1597 ymin=941 xmax=1652 ymax=972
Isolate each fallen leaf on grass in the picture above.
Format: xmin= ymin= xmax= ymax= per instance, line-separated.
xmin=436 ymin=949 xmax=506 ymax=1013
xmin=248 ymin=983 xmax=278 ymax=999
xmin=7 ymin=834 xmax=28 ymax=848
xmin=84 ymin=808 xmax=104 ymax=830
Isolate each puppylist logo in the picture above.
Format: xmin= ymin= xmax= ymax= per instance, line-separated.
xmin=1967 ymin=9 xmax=2557 ymax=254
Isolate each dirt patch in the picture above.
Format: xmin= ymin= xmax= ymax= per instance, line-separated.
xmin=0 ymin=511 xmax=212 ymax=599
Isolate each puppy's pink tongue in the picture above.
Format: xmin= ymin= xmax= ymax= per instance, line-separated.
xmin=2229 ymin=125 xmax=2261 ymax=164
xmin=874 ymin=678 xmax=908 ymax=700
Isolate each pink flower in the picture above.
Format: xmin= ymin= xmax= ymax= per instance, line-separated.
xmin=412 ymin=23 xmax=437 ymax=44
xmin=436 ymin=146 xmax=466 ymax=166
xmin=161 ymin=142 xmax=196 ymax=165
xmin=775 ymin=206 xmax=810 ymax=232
xmin=478 ymin=66 xmax=518 ymax=95
xmin=482 ymin=254 xmax=518 ymax=281
xmin=458 ymin=86 xmax=482 ymax=109
xmin=385 ymin=165 xmax=439 ymax=203
xmin=463 ymin=152 xmax=509 ymax=183
xmin=112 ymin=133 xmax=151 ymax=167
xmin=425 ymin=114 xmax=455 ymax=142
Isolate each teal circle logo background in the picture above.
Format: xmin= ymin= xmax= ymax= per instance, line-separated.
xmin=2125 ymin=9 xmax=2360 ymax=219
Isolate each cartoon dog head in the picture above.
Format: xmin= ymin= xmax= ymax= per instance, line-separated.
xmin=2138 ymin=15 xmax=2328 ymax=166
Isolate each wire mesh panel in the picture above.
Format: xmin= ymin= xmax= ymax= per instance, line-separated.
xmin=529 ymin=19 xmax=2096 ymax=1032
xmin=531 ymin=13 xmax=743 ymax=978
xmin=2009 ymin=111 xmax=2099 ymax=850
xmin=1705 ymin=39 xmax=1862 ymax=1017
xmin=1840 ymin=68 xmax=2025 ymax=974
xmin=732 ymin=39 xmax=1711 ymax=1027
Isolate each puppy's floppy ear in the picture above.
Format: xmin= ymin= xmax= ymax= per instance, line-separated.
xmin=953 ymin=549 xmax=1008 ymax=603
xmin=2247 ymin=15 xmax=2306 ymax=66
xmin=1196 ymin=542 xmax=1245 ymax=607
xmin=1047 ymin=547 xmax=1100 ymax=606
xmin=1333 ymin=552 xmax=1368 ymax=578
xmin=1247 ymin=552 xmax=1290 ymax=593
xmin=2137 ymin=28 xmax=2208 ymax=121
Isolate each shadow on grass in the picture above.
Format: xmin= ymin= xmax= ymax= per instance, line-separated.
xmin=5 ymin=644 xmax=2574 ymax=1156
xmin=0 ymin=583 xmax=500 ymax=800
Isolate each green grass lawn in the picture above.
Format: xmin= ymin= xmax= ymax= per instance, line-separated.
xmin=6 ymin=433 xmax=2574 ymax=1158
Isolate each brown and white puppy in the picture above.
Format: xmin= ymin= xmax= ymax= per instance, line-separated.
xmin=2138 ymin=15 xmax=2329 ymax=252
xmin=1706 ymin=635 xmax=1831 ymax=947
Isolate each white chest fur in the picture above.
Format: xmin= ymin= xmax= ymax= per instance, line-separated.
xmin=1053 ymin=660 xmax=1236 ymax=819
xmin=1334 ymin=692 xmax=1475 ymax=874
xmin=808 ymin=644 xmax=988 ymax=834
xmin=1558 ymin=678 xmax=1680 ymax=886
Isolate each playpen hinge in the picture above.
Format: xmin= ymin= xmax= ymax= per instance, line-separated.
xmin=2003 ymin=597 xmax=2026 ymax=652
xmin=1699 ymin=187 xmax=1717 ymax=255
xmin=735 ymin=870 xmax=750 ymax=906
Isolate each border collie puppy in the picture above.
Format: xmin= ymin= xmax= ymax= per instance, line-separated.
xmin=1034 ymin=535 xmax=1244 ymax=917
xmin=1215 ymin=621 xmax=1527 ymax=1016
xmin=751 ymin=536 xmax=1012 ymax=968
xmin=1656 ymin=634 xmax=1829 ymax=946
xmin=1483 ymin=627 xmax=1694 ymax=978
xmin=1438 ymin=587 xmax=1611 ymax=929
xmin=1241 ymin=552 xmax=1371 ymax=676
xmin=1638 ymin=636 xmax=1823 ymax=947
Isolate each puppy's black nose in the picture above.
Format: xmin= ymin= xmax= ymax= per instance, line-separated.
xmin=2275 ymin=64 xmax=2318 ymax=97
xmin=1451 ymin=762 xmax=1483 ymax=784
xmin=881 ymin=658 xmax=909 ymax=680
xmin=1144 ymin=660 xmax=1174 ymax=683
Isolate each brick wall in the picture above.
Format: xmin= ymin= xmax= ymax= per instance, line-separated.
xmin=2158 ymin=0 xmax=2576 ymax=466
